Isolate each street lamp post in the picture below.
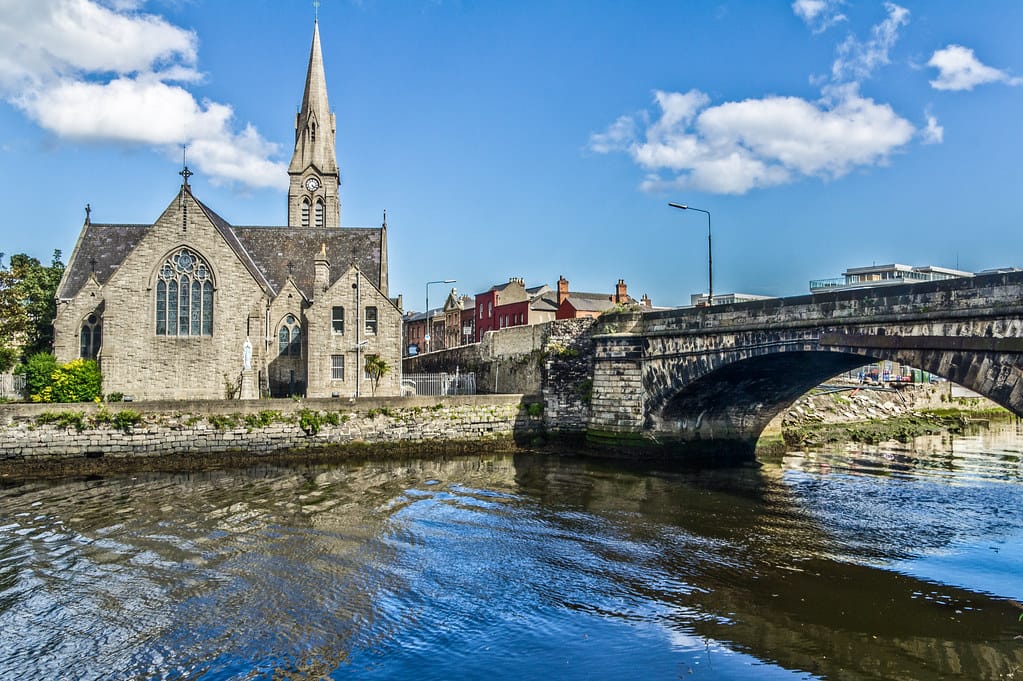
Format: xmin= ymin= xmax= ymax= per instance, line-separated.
xmin=668 ymin=202 xmax=713 ymax=307
xmin=425 ymin=279 xmax=456 ymax=354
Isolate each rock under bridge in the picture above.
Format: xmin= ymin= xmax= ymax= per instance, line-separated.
xmin=575 ymin=271 xmax=1023 ymax=461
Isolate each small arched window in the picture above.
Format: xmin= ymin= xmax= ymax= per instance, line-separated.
xmin=155 ymin=248 xmax=213 ymax=336
xmin=314 ymin=199 xmax=325 ymax=228
xmin=278 ymin=314 xmax=301 ymax=357
xmin=80 ymin=313 xmax=102 ymax=359
xmin=301 ymin=198 xmax=310 ymax=228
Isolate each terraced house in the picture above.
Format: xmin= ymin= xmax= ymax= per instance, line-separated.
xmin=53 ymin=21 xmax=402 ymax=400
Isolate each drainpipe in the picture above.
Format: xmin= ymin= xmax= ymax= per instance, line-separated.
xmin=355 ymin=269 xmax=361 ymax=399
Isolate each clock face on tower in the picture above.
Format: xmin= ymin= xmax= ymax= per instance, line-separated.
xmin=305 ymin=177 xmax=320 ymax=191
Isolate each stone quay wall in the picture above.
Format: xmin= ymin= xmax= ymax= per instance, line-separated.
xmin=404 ymin=319 xmax=595 ymax=397
xmin=0 ymin=395 xmax=540 ymax=467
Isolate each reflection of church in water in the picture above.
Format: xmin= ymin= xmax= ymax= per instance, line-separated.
xmin=53 ymin=20 xmax=403 ymax=400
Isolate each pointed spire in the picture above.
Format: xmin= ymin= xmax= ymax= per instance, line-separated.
xmin=289 ymin=20 xmax=336 ymax=175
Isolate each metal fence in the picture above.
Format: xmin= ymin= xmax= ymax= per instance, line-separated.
xmin=0 ymin=374 xmax=25 ymax=400
xmin=402 ymin=372 xmax=476 ymax=397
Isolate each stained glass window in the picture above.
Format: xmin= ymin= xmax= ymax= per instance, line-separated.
xmin=155 ymin=248 xmax=213 ymax=336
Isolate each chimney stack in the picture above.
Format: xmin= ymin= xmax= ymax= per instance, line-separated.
xmin=314 ymin=242 xmax=330 ymax=295
xmin=557 ymin=276 xmax=569 ymax=306
xmin=615 ymin=279 xmax=628 ymax=304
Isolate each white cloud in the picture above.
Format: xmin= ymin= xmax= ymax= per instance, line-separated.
xmin=591 ymin=1 xmax=929 ymax=195
xmin=927 ymin=44 xmax=1023 ymax=91
xmin=0 ymin=0 xmax=286 ymax=190
xmin=831 ymin=2 xmax=909 ymax=83
xmin=590 ymin=85 xmax=915 ymax=195
xmin=921 ymin=113 xmax=943 ymax=144
xmin=792 ymin=0 xmax=846 ymax=33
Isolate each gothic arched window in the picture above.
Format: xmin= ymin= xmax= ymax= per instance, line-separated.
xmin=155 ymin=248 xmax=213 ymax=336
xmin=80 ymin=313 xmax=102 ymax=359
xmin=301 ymin=198 xmax=310 ymax=227
xmin=314 ymin=199 xmax=325 ymax=228
xmin=278 ymin=314 xmax=301 ymax=357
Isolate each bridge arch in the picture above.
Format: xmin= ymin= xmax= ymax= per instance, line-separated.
xmin=582 ymin=272 xmax=1023 ymax=461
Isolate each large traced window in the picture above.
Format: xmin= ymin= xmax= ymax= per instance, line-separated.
xmin=278 ymin=315 xmax=302 ymax=357
xmin=156 ymin=248 xmax=213 ymax=336
xmin=80 ymin=313 xmax=102 ymax=359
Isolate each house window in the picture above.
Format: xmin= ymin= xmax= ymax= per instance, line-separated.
xmin=278 ymin=314 xmax=301 ymax=357
xmin=315 ymin=199 xmax=325 ymax=228
xmin=365 ymin=306 xmax=378 ymax=335
xmin=488 ymin=302 xmax=493 ymax=318
xmin=155 ymin=248 xmax=213 ymax=336
xmin=332 ymin=306 xmax=345 ymax=334
xmin=331 ymin=354 xmax=344 ymax=380
xmin=80 ymin=313 xmax=102 ymax=360
xmin=301 ymin=198 xmax=310 ymax=227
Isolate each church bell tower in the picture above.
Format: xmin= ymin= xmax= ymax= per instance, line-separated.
xmin=288 ymin=20 xmax=340 ymax=229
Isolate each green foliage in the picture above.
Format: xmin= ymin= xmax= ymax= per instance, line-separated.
xmin=547 ymin=342 xmax=579 ymax=359
xmin=577 ymin=378 xmax=594 ymax=405
xmin=21 ymin=352 xmax=57 ymax=398
xmin=105 ymin=392 xmax=124 ymax=403
xmin=0 ymin=251 xmax=65 ymax=363
xmin=33 ymin=358 xmax=102 ymax=403
xmin=296 ymin=409 xmax=323 ymax=435
xmin=244 ymin=410 xmax=281 ymax=429
xmin=207 ymin=414 xmax=240 ymax=430
xmin=0 ymin=346 xmax=16 ymax=373
xmin=364 ymin=354 xmax=391 ymax=396
xmin=36 ymin=410 xmax=86 ymax=432
xmin=111 ymin=410 xmax=142 ymax=433
xmin=525 ymin=402 xmax=544 ymax=417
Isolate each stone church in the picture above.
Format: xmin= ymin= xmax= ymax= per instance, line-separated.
xmin=53 ymin=21 xmax=403 ymax=400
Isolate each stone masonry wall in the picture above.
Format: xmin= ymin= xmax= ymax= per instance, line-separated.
xmin=404 ymin=320 xmax=591 ymax=395
xmin=0 ymin=395 xmax=537 ymax=465
xmin=540 ymin=319 xmax=596 ymax=435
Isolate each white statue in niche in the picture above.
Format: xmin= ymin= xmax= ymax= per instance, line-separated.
xmin=243 ymin=336 xmax=253 ymax=371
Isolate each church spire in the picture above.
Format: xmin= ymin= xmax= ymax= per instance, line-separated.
xmin=288 ymin=19 xmax=341 ymax=228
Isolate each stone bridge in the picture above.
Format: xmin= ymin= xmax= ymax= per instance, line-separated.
xmin=578 ymin=271 xmax=1023 ymax=460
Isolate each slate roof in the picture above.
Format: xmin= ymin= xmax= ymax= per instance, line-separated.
xmin=233 ymin=226 xmax=382 ymax=298
xmin=530 ymin=295 xmax=559 ymax=312
xmin=59 ymin=189 xmax=384 ymax=302
xmin=57 ymin=223 xmax=148 ymax=299
xmin=562 ymin=292 xmax=637 ymax=313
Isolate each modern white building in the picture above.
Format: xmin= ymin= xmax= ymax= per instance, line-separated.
xmin=809 ymin=264 xmax=973 ymax=294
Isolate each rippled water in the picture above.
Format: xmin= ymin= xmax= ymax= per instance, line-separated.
xmin=2 ymin=423 xmax=1023 ymax=680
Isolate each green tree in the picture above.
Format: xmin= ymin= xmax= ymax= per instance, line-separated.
xmin=21 ymin=352 xmax=57 ymax=398
xmin=364 ymin=354 xmax=391 ymax=396
xmin=0 ymin=250 xmax=65 ymax=366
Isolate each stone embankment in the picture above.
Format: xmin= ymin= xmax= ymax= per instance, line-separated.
xmin=0 ymin=395 xmax=543 ymax=477
xmin=773 ymin=382 xmax=1009 ymax=446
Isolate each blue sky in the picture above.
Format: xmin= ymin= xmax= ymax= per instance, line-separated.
xmin=1 ymin=0 xmax=1021 ymax=311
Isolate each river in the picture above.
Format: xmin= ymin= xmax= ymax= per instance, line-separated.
xmin=1 ymin=422 xmax=1022 ymax=680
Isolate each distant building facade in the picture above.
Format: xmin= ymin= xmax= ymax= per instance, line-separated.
xmin=689 ymin=292 xmax=772 ymax=307
xmin=809 ymin=263 xmax=973 ymax=293
xmin=555 ymin=276 xmax=650 ymax=319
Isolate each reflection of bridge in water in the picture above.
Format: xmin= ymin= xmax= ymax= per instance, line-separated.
xmin=512 ymin=453 xmax=1023 ymax=680
xmin=570 ymin=271 xmax=1023 ymax=459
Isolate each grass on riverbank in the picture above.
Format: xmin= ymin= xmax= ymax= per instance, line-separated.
xmin=782 ymin=406 xmax=1015 ymax=447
